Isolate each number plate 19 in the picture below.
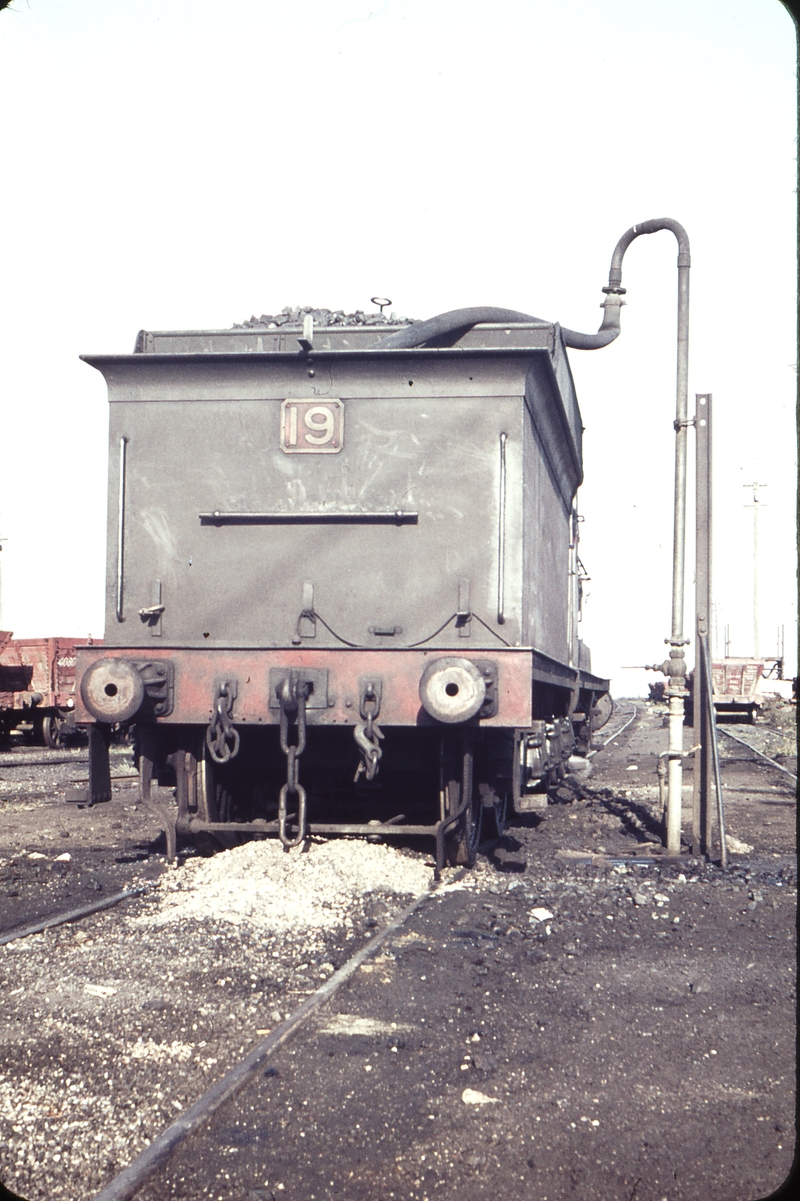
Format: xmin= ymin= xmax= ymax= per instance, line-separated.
xmin=281 ymin=398 xmax=344 ymax=454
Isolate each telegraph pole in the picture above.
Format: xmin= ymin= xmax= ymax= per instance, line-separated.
xmin=743 ymin=483 xmax=767 ymax=657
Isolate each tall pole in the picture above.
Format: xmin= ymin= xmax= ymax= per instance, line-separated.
xmin=744 ymin=483 xmax=767 ymax=658
xmin=693 ymin=395 xmax=713 ymax=856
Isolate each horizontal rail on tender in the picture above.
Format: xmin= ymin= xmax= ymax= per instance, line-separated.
xmin=174 ymin=813 xmax=469 ymax=877
xmin=199 ymin=511 xmax=418 ymax=525
xmin=182 ymin=819 xmax=438 ymax=838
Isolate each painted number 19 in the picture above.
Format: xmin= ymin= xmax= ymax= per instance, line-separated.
xmin=280 ymin=399 xmax=344 ymax=454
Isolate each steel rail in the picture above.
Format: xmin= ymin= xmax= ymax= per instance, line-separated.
xmin=0 ymin=887 xmax=146 ymax=946
xmin=90 ymin=881 xmax=453 ymax=1201
xmin=69 ymin=773 xmax=138 ymax=784
xmin=0 ymin=755 xmax=87 ymax=768
xmin=718 ymin=727 xmax=798 ymax=782
xmin=0 ymin=751 xmax=131 ymax=769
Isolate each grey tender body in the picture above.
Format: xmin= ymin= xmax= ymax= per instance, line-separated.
xmin=83 ymin=319 xmax=592 ymax=669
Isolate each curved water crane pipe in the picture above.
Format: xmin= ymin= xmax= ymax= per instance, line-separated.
xmin=607 ymin=219 xmax=691 ymax=856
xmin=375 ymin=218 xmax=691 ymax=854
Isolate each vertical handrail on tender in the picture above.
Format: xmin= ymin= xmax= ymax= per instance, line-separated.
xmin=497 ymin=432 xmax=508 ymax=624
xmin=116 ymin=435 xmax=128 ymax=623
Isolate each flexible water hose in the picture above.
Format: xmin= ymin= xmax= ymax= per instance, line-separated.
xmin=372 ymin=303 xmax=621 ymax=350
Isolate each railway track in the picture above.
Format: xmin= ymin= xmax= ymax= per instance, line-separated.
xmin=82 ymin=835 xmax=795 ymax=1201
xmin=0 ymin=744 xmax=138 ymax=805
xmin=0 ymin=710 xmax=794 ymax=1201
xmin=91 ymin=887 xmax=438 ymax=1201
xmin=718 ymin=726 xmax=797 ymax=784
xmin=0 ymin=887 xmax=146 ymax=947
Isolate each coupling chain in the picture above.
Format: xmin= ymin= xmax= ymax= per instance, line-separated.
xmin=278 ymin=676 xmax=309 ymax=849
xmin=205 ymin=680 xmax=240 ymax=764
xmin=354 ymin=684 xmax=384 ymax=782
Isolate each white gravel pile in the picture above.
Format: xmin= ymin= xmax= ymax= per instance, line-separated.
xmin=134 ymin=838 xmax=433 ymax=933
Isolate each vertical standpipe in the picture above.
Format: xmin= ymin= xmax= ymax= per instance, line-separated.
xmin=605 ymin=219 xmax=691 ymax=855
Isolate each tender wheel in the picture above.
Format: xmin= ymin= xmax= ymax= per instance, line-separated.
xmin=442 ymin=732 xmax=482 ymax=867
xmin=591 ymin=692 xmax=614 ymax=731
xmin=42 ymin=712 xmax=65 ymax=749
xmin=196 ymin=752 xmax=239 ymax=850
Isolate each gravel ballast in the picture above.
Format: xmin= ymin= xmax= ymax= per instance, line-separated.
xmin=0 ymin=833 xmax=437 ymax=1200
xmin=0 ymin=701 xmax=795 ymax=1200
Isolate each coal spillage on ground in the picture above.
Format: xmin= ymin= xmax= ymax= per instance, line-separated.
xmin=0 ymin=701 xmax=795 ymax=1201
xmin=131 ymin=859 xmax=795 ymax=1201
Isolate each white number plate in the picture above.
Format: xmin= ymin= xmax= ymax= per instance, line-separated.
xmin=281 ymin=398 xmax=344 ymax=454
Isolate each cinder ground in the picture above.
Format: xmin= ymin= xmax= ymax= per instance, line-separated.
xmin=0 ymin=700 xmax=795 ymax=1201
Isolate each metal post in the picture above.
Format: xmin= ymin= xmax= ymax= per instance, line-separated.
xmin=744 ymin=482 xmax=767 ymax=658
xmin=700 ymin=632 xmax=728 ymax=869
xmin=692 ymin=394 xmax=713 ymax=856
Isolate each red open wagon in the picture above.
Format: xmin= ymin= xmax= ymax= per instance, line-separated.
xmin=0 ymin=635 xmax=100 ymax=746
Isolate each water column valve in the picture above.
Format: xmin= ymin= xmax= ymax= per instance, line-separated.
xmin=645 ymin=641 xmax=689 ymax=697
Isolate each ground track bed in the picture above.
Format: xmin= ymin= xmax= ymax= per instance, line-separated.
xmin=0 ymin=700 xmax=795 ymax=1200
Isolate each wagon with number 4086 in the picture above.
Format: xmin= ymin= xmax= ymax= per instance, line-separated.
xmin=74 ymin=302 xmax=615 ymax=872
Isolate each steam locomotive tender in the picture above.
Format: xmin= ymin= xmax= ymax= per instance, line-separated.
xmin=75 ymin=310 xmax=610 ymax=872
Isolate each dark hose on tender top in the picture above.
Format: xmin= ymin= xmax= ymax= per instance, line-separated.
xmin=372 ymin=217 xmax=690 ymax=353
xmin=372 ymin=304 xmax=622 ymax=351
